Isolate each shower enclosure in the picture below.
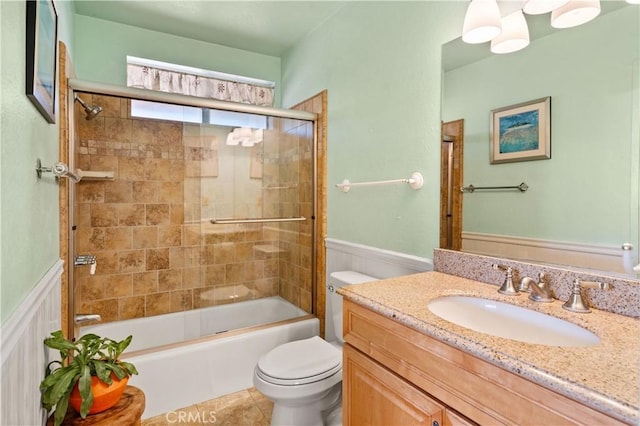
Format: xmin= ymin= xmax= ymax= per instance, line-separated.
xmin=68 ymin=81 xmax=317 ymax=349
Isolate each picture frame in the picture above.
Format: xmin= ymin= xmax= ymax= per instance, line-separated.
xmin=26 ymin=0 xmax=58 ymax=124
xmin=490 ymin=96 xmax=551 ymax=164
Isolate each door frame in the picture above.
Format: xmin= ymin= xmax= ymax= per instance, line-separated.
xmin=440 ymin=120 xmax=464 ymax=251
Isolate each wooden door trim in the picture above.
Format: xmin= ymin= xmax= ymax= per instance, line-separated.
xmin=440 ymin=119 xmax=464 ymax=251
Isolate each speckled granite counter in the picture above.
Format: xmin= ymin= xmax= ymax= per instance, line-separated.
xmin=339 ymin=271 xmax=639 ymax=425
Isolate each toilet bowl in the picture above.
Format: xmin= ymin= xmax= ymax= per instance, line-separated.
xmin=253 ymin=271 xmax=379 ymax=426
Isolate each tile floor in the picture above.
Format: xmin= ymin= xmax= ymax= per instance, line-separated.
xmin=142 ymin=387 xmax=273 ymax=425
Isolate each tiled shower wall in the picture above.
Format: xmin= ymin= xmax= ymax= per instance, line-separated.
xmin=264 ymin=118 xmax=314 ymax=313
xmin=73 ymin=93 xmax=313 ymax=323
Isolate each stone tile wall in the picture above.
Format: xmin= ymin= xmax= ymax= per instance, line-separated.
xmin=73 ymin=93 xmax=312 ymax=323
xmin=267 ymin=118 xmax=314 ymax=313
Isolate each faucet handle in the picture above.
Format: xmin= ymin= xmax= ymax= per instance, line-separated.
xmin=562 ymin=279 xmax=610 ymax=313
xmin=492 ymin=264 xmax=519 ymax=295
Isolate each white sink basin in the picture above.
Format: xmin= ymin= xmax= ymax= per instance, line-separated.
xmin=427 ymin=296 xmax=599 ymax=346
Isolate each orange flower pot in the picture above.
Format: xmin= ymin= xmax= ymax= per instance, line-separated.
xmin=69 ymin=373 xmax=129 ymax=415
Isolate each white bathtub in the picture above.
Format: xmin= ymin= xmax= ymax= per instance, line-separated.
xmin=81 ymin=296 xmax=318 ymax=419
xmin=81 ymin=295 xmax=308 ymax=352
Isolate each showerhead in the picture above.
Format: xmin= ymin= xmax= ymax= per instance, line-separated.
xmin=74 ymin=95 xmax=103 ymax=120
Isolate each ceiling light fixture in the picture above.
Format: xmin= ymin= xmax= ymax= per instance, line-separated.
xmin=551 ymin=0 xmax=601 ymax=28
xmin=491 ymin=10 xmax=530 ymax=54
xmin=226 ymin=127 xmax=264 ymax=147
xmin=462 ymin=0 xmax=502 ymax=44
xmin=523 ymin=0 xmax=570 ymax=15
xmin=461 ymin=0 xmax=629 ymax=54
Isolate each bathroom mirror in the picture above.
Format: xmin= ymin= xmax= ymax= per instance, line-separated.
xmin=441 ymin=3 xmax=639 ymax=277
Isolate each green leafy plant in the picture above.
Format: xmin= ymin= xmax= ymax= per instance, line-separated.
xmin=40 ymin=330 xmax=138 ymax=426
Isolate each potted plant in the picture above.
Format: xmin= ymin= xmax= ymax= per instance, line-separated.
xmin=40 ymin=330 xmax=138 ymax=426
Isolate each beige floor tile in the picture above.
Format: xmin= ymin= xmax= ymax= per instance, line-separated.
xmin=248 ymin=387 xmax=274 ymax=420
xmin=142 ymin=414 xmax=168 ymax=426
xmin=144 ymin=388 xmax=272 ymax=426
xmin=256 ymin=398 xmax=274 ymax=420
xmin=247 ymin=387 xmax=268 ymax=402
xmin=143 ymin=404 xmax=210 ymax=426
xmin=213 ymin=404 xmax=268 ymax=425
xmin=197 ymin=389 xmax=253 ymax=412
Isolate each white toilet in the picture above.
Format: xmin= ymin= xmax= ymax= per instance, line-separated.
xmin=253 ymin=271 xmax=378 ymax=426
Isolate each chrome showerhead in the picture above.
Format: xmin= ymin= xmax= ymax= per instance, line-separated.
xmin=74 ymin=95 xmax=103 ymax=120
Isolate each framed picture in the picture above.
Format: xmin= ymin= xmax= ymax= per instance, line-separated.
xmin=490 ymin=97 xmax=551 ymax=164
xmin=26 ymin=0 xmax=58 ymax=124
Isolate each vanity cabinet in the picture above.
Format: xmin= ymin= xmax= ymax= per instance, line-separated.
xmin=344 ymin=344 xmax=473 ymax=426
xmin=344 ymin=344 xmax=444 ymax=425
xmin=342 ymin=299 xmax=626 ymax=426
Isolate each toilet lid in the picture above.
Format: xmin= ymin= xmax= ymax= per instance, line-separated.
xmin=256 ymin=336 xmax=342 ymax=385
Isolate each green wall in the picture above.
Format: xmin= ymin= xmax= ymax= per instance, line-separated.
xmin=0 ymin=0 xmax=74 ymax=323
xmin=282 ymin=2 xmax=466 ymax=257
xmin=12 ymin=0 xmax=632 ymax=324
xmin=443 ymin=8 xmax=639 ymax=248
xmin=73 ymin=15 xmax=283 ymax=106
xmin=72 ymin=2 xmax=470 ymax=260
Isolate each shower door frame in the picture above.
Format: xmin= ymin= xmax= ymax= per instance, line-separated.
xmin=66 ymin=79 xmax=319 ymax=340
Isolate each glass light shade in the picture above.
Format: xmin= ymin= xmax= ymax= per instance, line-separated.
xmin=234 ymin=127 xmax=253 ymax=138
xmin=551 ymin=0 xmax=601 ymax=28
xmin=462 ymin=0 xmax=502 ymax=44
xmin=225 ymin=132 xmax=239 ymax=146
xmin=522 ymin=0 xmax=570 ymax=15
xmin=491 ymin=10 xmax=530 ymax=54
xmin=250 ymin=129 xmax=264 ymax=144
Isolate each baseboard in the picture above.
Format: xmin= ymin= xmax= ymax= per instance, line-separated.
xmin=461 ymin=232 xmax=627 ymax=273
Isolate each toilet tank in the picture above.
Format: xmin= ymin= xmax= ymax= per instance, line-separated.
xmin=325 ymin=271 xmax=378 ymax=344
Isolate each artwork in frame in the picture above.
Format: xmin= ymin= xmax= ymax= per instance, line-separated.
xmin=26 ymin=0 xmax=58 ymax=124
xmin=490 ymin=97 xmax=551 ymax=164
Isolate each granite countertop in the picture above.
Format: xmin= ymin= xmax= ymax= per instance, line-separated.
xmin=338 ymin=271 xmax=639 ymax=425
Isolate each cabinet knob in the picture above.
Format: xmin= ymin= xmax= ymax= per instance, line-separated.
xmin=432 ymin=421 xmax=440 ymax=426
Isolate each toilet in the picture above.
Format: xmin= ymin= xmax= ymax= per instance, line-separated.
xmin=253 ymin=271 xmax=379 ymax=426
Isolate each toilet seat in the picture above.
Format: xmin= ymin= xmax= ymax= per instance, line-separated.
xmin=256 ymin=336 xmax=342 ymax=386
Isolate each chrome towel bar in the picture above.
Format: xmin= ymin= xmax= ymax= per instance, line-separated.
xmin=460 ymin=182 xmax=529 ymax=193
xmin=210 ymin=216 xmax=306 ymax=224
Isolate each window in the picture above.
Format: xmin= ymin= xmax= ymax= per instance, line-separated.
xmin=130 ymin=99 xmax=267 ymax=129
xmin=127 ymin=57 xmax=272 ymax=127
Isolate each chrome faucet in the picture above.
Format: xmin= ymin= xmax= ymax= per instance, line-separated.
xmin=74 ymin=313 xmax=102 ymax=324
xmin=562 ymin=279 xmax=611 ymax=313
xmin=518 ymin=272 xmax=554 ymax=302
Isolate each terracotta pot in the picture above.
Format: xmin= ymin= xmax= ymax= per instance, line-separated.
xmin=69 ymin=373 xmax=129 ymax=415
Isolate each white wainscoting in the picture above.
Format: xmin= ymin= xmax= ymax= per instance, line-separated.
xmin=324 ymin=239 xmax=432 ymax=342
xmin=461 ymin=232 xmax=630 ymax=274
xmin=325 ymin=238 xmax=433 ymax=280
xmin=1 ymin=260 xmax=63 ymax=426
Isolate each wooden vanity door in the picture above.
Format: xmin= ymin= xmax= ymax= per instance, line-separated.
xmin=343 ymin=344 xmax=444 ymax=426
